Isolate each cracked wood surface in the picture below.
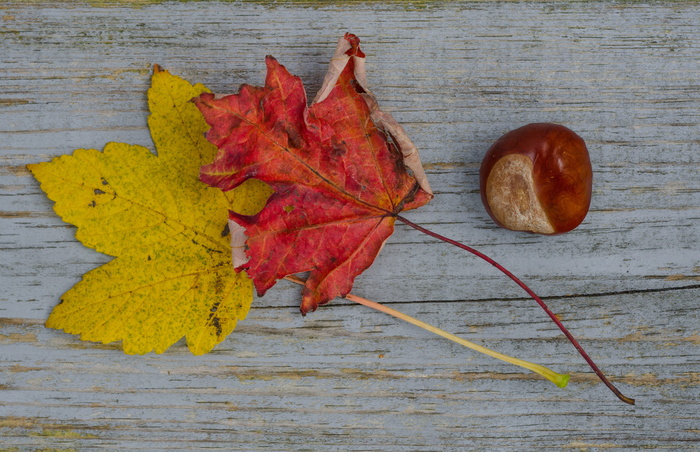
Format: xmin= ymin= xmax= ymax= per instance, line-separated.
xmin=1 ymin=1 xmax=698 ymax=450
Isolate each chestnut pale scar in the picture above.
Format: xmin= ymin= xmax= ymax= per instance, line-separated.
xmin=485 ymin=154 xmax=555 ymax=234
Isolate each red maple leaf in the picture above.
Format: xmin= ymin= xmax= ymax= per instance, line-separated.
xmin=194 ymin=34 xmax=433 ymax=314
xmin=194 ymin=34 xmax=635 ymax=405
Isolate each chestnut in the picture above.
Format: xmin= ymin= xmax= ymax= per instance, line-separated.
xmin=479 ymin=123 xmax=592 ymax=234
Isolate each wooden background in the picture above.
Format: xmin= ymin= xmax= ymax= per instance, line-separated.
xmin=2 ymin=1 xmax=698 ymax=450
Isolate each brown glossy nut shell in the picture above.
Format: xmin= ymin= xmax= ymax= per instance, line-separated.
xmin=480 ymin=123 xmax=592 ymax=234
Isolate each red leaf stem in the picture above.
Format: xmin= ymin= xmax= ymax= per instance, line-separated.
xmin=395 ymin=214 xmax=635 ymax=405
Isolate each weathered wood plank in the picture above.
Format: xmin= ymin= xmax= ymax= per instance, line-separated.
xmin=2 ymin=287 xmax=699 ymax=449
xmin=1 ymin=1 xmax=698 ymax=450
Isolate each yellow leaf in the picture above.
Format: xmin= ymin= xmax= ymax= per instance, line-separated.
xmin=28 ymin=67 xmax=272 ymax=355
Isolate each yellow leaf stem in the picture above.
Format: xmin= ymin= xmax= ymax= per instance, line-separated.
xmin=285 ymin=275 xmax=570 ymax=388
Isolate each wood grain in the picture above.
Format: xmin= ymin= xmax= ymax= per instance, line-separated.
xmin=1 ymin=1 xmax=698 ymax=450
